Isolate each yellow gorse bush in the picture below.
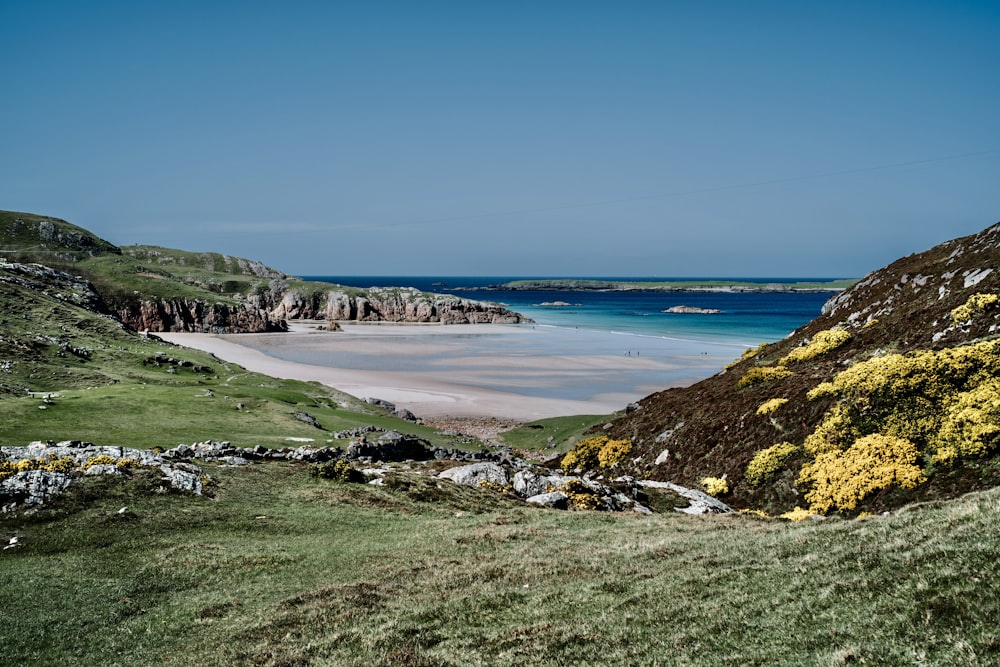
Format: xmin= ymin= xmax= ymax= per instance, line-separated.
xmin=756 ymin=398 xmax=789 ymax=415
xmin=559 ymin=479 xmax=601 ymax=510
xmin=84 ymin=455 xmax=119 ymax=468
xmin=797 ymin=434 xmax=926 ymax=514
xmin=700 ymin=476 xmax=729 ymax=496
xmin=779 ymin=328 xmax=851 ymax=364
xmin=779 ymin=507 xmax=815 ymax=522
xmin=561 ymin=435 xmax=632 ymax=472
xmin=933 ymin=378 xmax=1000 ymax=464
xmin=0 ymin=456 xmax=78 ymax=479
xmin=745 ymin=442 xmax=799 ymax=486
xmin=792 ymin=338 xmax=1000 ymax=513
xmin=724 ymin=342 xmax=769 ymax=370
xmin=737 ymin=365 xmax=793 ymax=389
xmin=951 ymin=292 xmax=999 ymax=325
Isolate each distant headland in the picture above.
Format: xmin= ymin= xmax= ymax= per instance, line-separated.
xmin=483 ymin=278 xmax=856 ymax=293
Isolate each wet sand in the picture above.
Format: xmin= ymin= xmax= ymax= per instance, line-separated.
xmin=158 ymin=321 xmax=740 ymax=420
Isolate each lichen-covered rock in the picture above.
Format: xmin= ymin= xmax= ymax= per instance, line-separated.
xmin=436 ymin=462 xmax=509 ymax=487
xmin=512 ymin=470 xmax=568 ymax=498
xmin=1 ymin=470 xmax=73 ymax=510
xmin=159 ymin=464 xmax=203 ymax=494
xmin=526 ymin=491 xmax=569 ymax=509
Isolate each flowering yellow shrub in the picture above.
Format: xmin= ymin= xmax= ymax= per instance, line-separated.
xmin=756 ymin=398 xmax=789 ymax=415
xmin=745 ymin=442 xmax=799 ymax=486
xmin=700 ymin=476 xmax=729 ymax=496
xmin=560 ymin=479 xmax=601 ymax=510
xmin=737 ymin=365 xmax=792 ymax=389
xmin=932 ymin=378 xmax=1000 ymax=464
xmin=779 ymin=507 xmax=815 ymax=522
xmin=562 ymin=435 xmax=632 ymax=471
xmin=597 ymin=438 xmax=633 ymax=468
xmin=0 ymin=456 xmax=77 ymax=479
xmin=115 ymin=458 xmax=141 ymax=469
xmin=84 ymin=455 xmax=118 ymax=468
xmin=478 ymin=479 xmax=513 ymax=494
xmin=724 ymin=342 xmax=769 ymax=370
xmin=797 ymin=434 xmax=926 ymax=514
xmin=42 ymin=456 xmax=76 ymax=474
xmin=802 ymin=404 xmax=856 ymax=455
xmin=951 ymin=292 xmax=999 ymax=324
xmin=780 ymin=328 xmax=851 ymax=364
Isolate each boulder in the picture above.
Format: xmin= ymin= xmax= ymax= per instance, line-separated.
xmin=512 ymin=470 xmax=568 ymax=498
xmin=526 ymin=491 xmax=569 ymax=509
xmin=637 ymin=480 xmax=734 ymax=514
xmin=159 ymin=465 xmax=203 ymax=495
xmin=1 ymin=471 xmax=73 ymax=510
xmin=436 ymin=462 xmax=509 ymax=487
xmin=347 ymin=431 xmax=433 ymax=462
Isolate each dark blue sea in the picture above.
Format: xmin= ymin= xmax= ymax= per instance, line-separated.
xmin=301 ymin=276 xmax=835 ymax=346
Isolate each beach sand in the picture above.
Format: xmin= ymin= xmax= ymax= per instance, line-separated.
xmin=158 ymin=321 xmax=737 ymax=421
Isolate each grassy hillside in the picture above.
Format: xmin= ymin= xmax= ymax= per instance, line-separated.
xmin=0 ymin=257 xmax=468 ymax=449
xmin=1 ymin=464 xmax=997 ymax=665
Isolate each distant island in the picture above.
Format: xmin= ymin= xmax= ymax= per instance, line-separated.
xmin=534 ymin=301 xmax=581 ymax=307
xmin=663 ymin=305 xmax=722 ymax=314
xmin=488 ymin=278 xmax=856 ymax=293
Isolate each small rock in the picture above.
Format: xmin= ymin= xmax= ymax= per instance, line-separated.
xmin=526 ymin=492 xmax=569 ymax=509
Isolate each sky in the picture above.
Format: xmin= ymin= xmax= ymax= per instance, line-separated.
xmin=2 ymin=1 xmax=999 ymax=278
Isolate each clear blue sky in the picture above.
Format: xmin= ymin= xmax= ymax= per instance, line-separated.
xmin=2 ymin=1 xmax=998 ymax=278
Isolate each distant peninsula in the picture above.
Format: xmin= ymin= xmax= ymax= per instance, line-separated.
xmin=488 ymin=278 xmax=856 ymax=293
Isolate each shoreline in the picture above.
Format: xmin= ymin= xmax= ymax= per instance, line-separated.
xmin=157 ymin=321 xmax=735 ymax=421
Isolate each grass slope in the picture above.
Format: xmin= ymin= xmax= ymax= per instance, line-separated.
xmin=0 ymin=260 xmax=469 ymax=449
xmin=1 ymin=465 xmax=997 ymax=665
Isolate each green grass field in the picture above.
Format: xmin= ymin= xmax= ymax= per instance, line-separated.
xmin=1 ymin=463 xmax=997 ymax=666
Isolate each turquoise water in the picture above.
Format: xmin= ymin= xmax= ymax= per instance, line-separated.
xmin=230 ymin=276 xmax=837 ymax=406
xmin=304 ymin=276 xmax=835 ymax=345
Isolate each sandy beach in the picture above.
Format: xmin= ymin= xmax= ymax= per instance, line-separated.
xmin=158 ymin=321 xmax=741 ymax=420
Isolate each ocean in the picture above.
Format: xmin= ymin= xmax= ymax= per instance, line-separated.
xmin=302 ymin=276 xmax=835 ymax=346
xmin=226 ymin=276 xmax=838 ymax=409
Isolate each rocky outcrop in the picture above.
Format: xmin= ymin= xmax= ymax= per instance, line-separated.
xmin=0 ymin=261 xmax=107 ymax=312
xmin=270 ymin=286 xmax=530 ymax=325
xmin=437 ymin=462 xmax=510 ymax=487
xmin=1 ymin=212 xmax=121 ymax=259
xmin=0 ymin=441 xmax=209 ymax=512
xmin=116 ymin=298 xmax=287 ymax=333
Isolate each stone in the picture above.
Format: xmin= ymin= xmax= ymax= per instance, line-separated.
xmin=347 ymin=431 xmax=433 ymax=462
xmin=84 ymin=464 xmax=121 ymax=476
xmin=394 ymin=407 xmax=418 ymax=422
xmin=437 ymin=462 xmax=509 ymax=487
xmin=159 ymin=464 xmax=204 ymax=495
xmin=525 ymin=491 xmax=569 ymax=509
xmin=293 ymin=411 xmax=323 ymax=429
xmin=512 ymin=470 xmax=567 ymax=498
xmin=636 ymin=480 xmax=734 ymax=514
xmin=1 ymin=471 xmax=73 ymax=509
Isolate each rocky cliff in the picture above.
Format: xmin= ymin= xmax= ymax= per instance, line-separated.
xmin=116 ymin=299 xmax=287 ymax=333
xmin=1 ymin=210 xmax=530 ymax=332
xmin=603 ymin=221 xmax=1000 ymax=515
xmin=267 ymin=285 xmax=529 ymax=325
